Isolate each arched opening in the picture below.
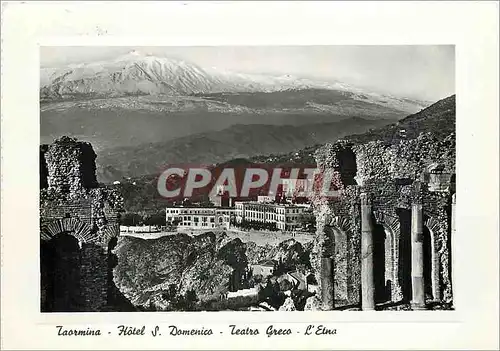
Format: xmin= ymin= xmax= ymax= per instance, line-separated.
xmin=384 ymin=228 xmax=395 ymax=300
xmin=306 ymin=274 xmax=318 ymax=286
xmin=373 ymin=222 xmax=392 ymax=303
xmin=396 ymin=208 xmax=412 ymax=302
xmin=323 ymin=225 xmax=349 ymax=307
xmin=423 ymin=226 xmax=433 ymax=301
xmin=330 ymin=226 xmax=348 ymax=307
xmin=40 ymin=232 xmax=82 ymax=312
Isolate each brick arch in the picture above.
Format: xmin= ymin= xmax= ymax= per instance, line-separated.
xmin=98 ymin=224 xmax=120 ymax=246
xmin=373 ymin=211 xmax=400 ymax=235
xmin=424 ymin=216 xmax=442 ymax=301
xmin=373 ymin=211 xmax=403 ymax=302
xmin=329 ymin=215 xmax=353 ymax=234
xmin=40 ymin=218 xmax=96 ymax=243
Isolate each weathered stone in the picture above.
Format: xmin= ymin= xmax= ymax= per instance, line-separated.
xmin=303 ymin=295 xmax=322 ymax=311
xmin=40 ymin=137 xmax=125 ymax=312
xmin=278 ymin=297 xmax=296 ymax=311
xmin=311 ymin=126 xmax=455 ymax=310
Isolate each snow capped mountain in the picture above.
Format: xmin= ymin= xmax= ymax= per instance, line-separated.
xmin=40 ymin=51 xmax=429 ymax=113
xmin=41 ymin=51 xmax=222 ymax=98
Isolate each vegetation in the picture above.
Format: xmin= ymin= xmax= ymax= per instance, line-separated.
xmin=112 ymin=96 xmax=455 ymax=214
xmin=297 ymin=212 xmax=316 ymax=232
xmin=346 ymin=95 xmax=455 ymax=145
xmin=119 ymin=210 xmax=166 ymax=227
xmin=230 ymin=218 xmax=278 ymax=232
xmin=160 ymin=284 xmax=199 ymax=311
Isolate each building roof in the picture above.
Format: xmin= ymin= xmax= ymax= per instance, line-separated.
xmin=256 ymin=259 xmax=277 ymax=267
xmin=166 ymin=205 xmax=234 ymax=209
xmin=234 ymin=201 xmax=308 ymax=208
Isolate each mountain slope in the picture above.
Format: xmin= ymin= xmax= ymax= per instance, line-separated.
xmin=96 ymin=117 xmax=392 ymax=182
xmin=41 ymin=51 xmax=429 ymax=113
xmin=40 ymin=91 xmax=408 ymax=151
xmin=346 ymin=94 xmax=456 ymax=144
xmin=40 ymin=51 xmax=431 ymax=152
xmin=249 ymin=94 xmax=456 ymax=166
xmin=112 ymin=95 xmax=455 ymax=211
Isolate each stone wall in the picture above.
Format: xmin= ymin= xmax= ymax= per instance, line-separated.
xmin=40 ymin=136 xmax=124 ymax=312
xmin=311 ymin=131 xmax=455 ymax=310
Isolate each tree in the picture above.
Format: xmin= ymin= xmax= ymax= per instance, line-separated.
xmin=143 ymin=210 xmax=166 ymax=226
xmin=120 ymin=212 xmax=143 ymax=226
xmin=297 ymin=212 xmax=316 ymax=232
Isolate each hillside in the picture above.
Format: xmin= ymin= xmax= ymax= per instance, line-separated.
xmin=247 ymin=95 xmax=456 ymax=166
xmin=40 ymin=95 xmax=403 ymax=151
xmin=96 ymin=117 xmax=392 ymax=182
xmin=112 ymin=95 xmax=455 ymax=211
xmin=346 ymin=94 xmax=456 ymax=144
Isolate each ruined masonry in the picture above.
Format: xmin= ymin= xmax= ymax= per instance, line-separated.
xmin=40 ymin=136 xmax=123 ymax=312
xmin=311 ymin=132 xmax=455 ymax=310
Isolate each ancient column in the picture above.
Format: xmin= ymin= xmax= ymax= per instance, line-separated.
xmin=360 ymin=193 xmax=375 ymax=311
xmin=320 ymin=257 xmax=334 ymax=310
xmin=411 ymin=201 xmax=426 ymax=309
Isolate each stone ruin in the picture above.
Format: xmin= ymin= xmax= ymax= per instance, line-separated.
xmin=310 ymin=132 xmax=456 ymax=310
xmin=40 ymin=136 xmax=125 ymax=312
xmin=38 ymin=131 xmax=456 ymax=312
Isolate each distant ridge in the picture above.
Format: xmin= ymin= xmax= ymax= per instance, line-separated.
xmin=345 ymin=94 xmax=456 ymax=144
xmin=249 ymin=95 xmax=456 ymax=166
xmin=40 ymin=51 xmax=429 ymax=114
xmin=96 ymin=117 xmax=392 ymax=182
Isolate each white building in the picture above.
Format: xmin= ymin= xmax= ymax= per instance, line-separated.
xmin=281 ymin=178 xmax=313 ymax=198
xmin=234 ymin=201 xmax=309 ymax=231
xmin=251 ymin=260 xmax=277 ymax=278
xmin=165 ymin=206 xmax=235 ymax=230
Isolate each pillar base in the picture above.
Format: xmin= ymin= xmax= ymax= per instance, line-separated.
xmin=410 ymin=302 xmax=427 ymax=310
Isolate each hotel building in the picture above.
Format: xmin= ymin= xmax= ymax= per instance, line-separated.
xmin=234 ymin=200 xmax=309 ymax=231
xmin=165 ymin=206 xmax=235 ymax=230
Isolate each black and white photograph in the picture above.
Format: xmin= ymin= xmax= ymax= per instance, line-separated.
xmin=39 ymin=45 xmax=456 ymax=313
xmin=1 ymin=2 xmax=499 ymax=350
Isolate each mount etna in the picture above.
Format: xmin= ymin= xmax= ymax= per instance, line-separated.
xmin=40 ymin=51 xmax=432 ymax=183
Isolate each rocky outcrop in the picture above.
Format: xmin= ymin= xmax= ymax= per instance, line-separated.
xmin=113 ymin=233 xmax=314 ymax=311
xmin=113 ymin=232 xmax=249 ymax=309
xmin=244 ymin=242 xmax=272 ymax=264
xmin=266 ymin=239 xmax=311 ymax=273
xmin=279 ymin=297 xmax=297 ymax=311
xmin=244 ymin=239 xmax=311 ymax=273
xmin=303 ymin=295 xmax=322 ymax=311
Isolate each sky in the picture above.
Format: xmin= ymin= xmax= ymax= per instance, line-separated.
xmin=40 ymin=46 xmax=455 ymax=102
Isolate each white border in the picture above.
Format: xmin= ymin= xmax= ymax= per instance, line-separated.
xmin=1 ymin=1 xmax=499 ymax=350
